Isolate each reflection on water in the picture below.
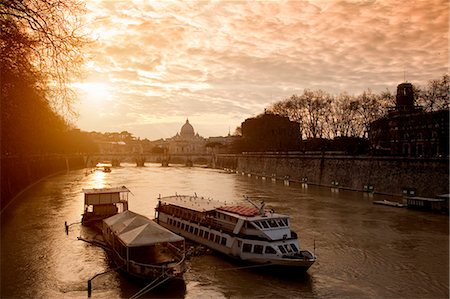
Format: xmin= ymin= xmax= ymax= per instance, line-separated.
xmin=92 ymin=170 xmax=108 ymax=188
xmin=1 ymin=163 xmax=448 ymax=298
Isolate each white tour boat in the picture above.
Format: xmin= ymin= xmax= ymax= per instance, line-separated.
xmin=155 ymin=194 xmax=316 ymax=270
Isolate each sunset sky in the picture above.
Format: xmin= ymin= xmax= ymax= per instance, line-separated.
xmin=74 ymin=0 xmax=448 ymax=140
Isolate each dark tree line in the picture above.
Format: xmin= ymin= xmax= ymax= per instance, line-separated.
xmin=1 ymin=0 xmax=93 ymax=156
xmin=266 ymin=74 xmax=449 ymax=141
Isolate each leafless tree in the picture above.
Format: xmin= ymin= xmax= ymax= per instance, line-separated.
xmin=1 ymin=0 xmax=89 ymax=118
xmin=328 ymin=93 xmax=360 ymax=138
xmin=268 ymin=94 xmax=306 ymax=138
xmin=417 ymin=74 xmax=449 ymax=112
xmin=354 ymin=89 xmax=387 ymax=138
xmin=301 ymin=89 xmax=332 ymax=139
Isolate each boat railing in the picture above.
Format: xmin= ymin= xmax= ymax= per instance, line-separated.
xmin=128 ymin=254 xmax=186 ymax=271
xmin=166 ymin=242 xmax=184 ymax=254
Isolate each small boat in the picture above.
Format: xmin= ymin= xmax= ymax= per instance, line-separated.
xmin=373 ymin=199 xmax=406 ymax=208
xmin=77 ymin=186 xmax=186 ymax=289
xmin=81 ymin=186 xmax=130 ymax=226
xmin=95 ymin=162 xmax=112 ymax=172
xmin=102 ymin=210 xmax=186 ymax=281
xmin=406 ymin=195 xmax=449 ymax=213
xmin=155 ymin=194 xmax=316 ymax=271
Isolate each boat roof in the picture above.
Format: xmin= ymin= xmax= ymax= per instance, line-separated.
xmin=217 ymin=205 xmax=260 ymax=217
xmin=159 ymin=195 xmax=227 ymax=212
xmin=407 ymin=196 xmax=446 ymax=202
xmin=104 ymin=210 xmax=183 ymax=247
xmin=83 ymin=186 xmax=130 ymax=194
xmin=159 ymin=195 xmax=288 ymax=219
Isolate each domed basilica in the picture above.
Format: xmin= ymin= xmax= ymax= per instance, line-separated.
xmin=166 ymin=119 xmax=207 ymax=155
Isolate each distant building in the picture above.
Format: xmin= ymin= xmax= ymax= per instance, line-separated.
xmin=240 ymin=112 xmax=301 ymax=152
xmin=165 ymin=119 xmax=207 ymax=155
xmin=369 ymin=82 xmax=449 ymax=157
xmin=150 ymin=119 xmax=238 ymax=156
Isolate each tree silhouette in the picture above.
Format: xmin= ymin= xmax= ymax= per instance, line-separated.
xmin=1 ymin=1 xmax=91 ymax=155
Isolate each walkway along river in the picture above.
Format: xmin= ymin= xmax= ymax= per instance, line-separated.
xmin=1 ymin=164 xmax=448 ymax=298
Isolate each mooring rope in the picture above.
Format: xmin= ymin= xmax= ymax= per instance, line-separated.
xmin=129 ymin=272 xmax=172 ymax=299
xmin=88 ymin=263 xmax=125 ymax=297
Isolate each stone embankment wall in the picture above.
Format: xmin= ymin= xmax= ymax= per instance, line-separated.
xmin=215 ymin=153 xmax=449 ymax=197
xmin=1 ymin=155 xmax=85 ymax=210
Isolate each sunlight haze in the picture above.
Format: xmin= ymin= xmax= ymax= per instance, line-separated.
xmin=74 ymin=0 xmax=448 ymax=140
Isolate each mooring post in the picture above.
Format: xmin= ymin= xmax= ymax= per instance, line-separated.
xmin=87 ymin=280 xmax=92 ymax=297
xmin=64 ymin=221 xmax=69 ymax=235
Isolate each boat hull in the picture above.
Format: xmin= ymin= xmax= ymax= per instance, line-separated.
xmin=157 ymin=215 xmax=315 ymax=270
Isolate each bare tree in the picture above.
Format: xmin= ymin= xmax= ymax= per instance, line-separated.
xmin=355 ymin=89 xmax=387 ymax=138
xmin=1 ymin=0 xmax=89 ymax=117
xmin=417 ymin=74 xmax=449 ymax=112
xmin=268 ymin=94 xmax=306 ymax=138
xmin=328 ymin=93 xmax=360 ymax=138
xmin=301 ymin=89 xmax=332 ymax=139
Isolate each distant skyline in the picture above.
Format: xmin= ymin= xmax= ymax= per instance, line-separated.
xmin=74 ymin=0 xmax=448 ymax=140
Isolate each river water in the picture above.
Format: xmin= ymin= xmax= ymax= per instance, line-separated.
xmin=1 ymin=164 xmax=448 ymax=299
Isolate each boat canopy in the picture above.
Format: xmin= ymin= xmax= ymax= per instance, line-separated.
xmin=119 ymin=222 xmax=184 ymax=247
xmin=83 ymin=186 xmax=129 ymax=194
xmin=83 ymin=186 xmax=130 ymax=205
xmin=103 ymin=210 xmax=183 ymax=247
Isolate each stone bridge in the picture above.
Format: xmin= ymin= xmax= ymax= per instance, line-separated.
xmin=85 ymin=153 xmax=215 ymax=167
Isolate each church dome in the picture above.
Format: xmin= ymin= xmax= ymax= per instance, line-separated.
xmin=180 ymin=119 xmax=195 ymax=137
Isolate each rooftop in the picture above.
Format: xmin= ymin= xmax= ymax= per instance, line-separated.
xmin=82 ymin=186 xmax=130 ymax=195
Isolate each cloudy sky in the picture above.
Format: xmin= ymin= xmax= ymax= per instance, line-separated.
xmin=74 ymin=0 xmax=448 ymax=140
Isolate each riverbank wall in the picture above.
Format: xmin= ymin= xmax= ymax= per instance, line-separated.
xmin=214 ymin=153 xmax=449 ymax=197
xmin=1 ymin=155 xmax=86 ymax=211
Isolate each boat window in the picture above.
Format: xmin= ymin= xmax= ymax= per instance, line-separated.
xmin=181 ymin=223 xmax=185 ymax=230
xmin=214 ymin=235 xmax=220 ymax=244
xmin=189 ymin=226 xmax=194 ymax=234
xmin=265 ymin=246 xmax=277 ymax=254
xmin=278 ymin=245 xmax=287 ymax=254
xmin=276 ymin=219 xmax=285 ymax=227
xmin=261 ymin=221 xmax=269 ymax=229
xmin=204 ymin=231 xmax=209 ymax=239
xmin=290 ymin=244 xmax=298 ymax=252
xmin=253 ymin=221 xmax=262 ymax=229
xmin=220 ymin=237 xmax=227 ymax=246
xmin=283 ymin=219 xmax=289 ymax=226
xmin=268 ymin=219 xmax=278 ymax=228
xmin=284 ymin=245 xmax=293 ymax=253
xmin=199 ymin=229 xmax=204 ymax=237
xmin=253 ymin=245 xmax=263 ymax=254
xmin=243 ymin=243 xmax=252 ymax=253
xmin=209 ymin=233 xmax=215 ymax=241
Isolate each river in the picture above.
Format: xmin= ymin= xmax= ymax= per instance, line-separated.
xmin=1 ymin=164 xmax=448 ymax=298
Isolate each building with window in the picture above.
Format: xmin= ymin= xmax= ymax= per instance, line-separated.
xmin=164 ymin=119 xmax=207 ymax=155
xmin=369 ymin=82 xmax=449 ymax=157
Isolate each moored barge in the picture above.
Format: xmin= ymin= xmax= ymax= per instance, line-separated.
xmin=102 ymin=210 xmax=186 ymax=281
xmin=155 ymin=194 xmax=316 ymax=270
xmin=81 ymin=186 xmax=130 ymax=226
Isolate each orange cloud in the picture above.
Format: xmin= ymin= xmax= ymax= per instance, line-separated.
xmin=77 ymin=0 xmax=448 ymax=140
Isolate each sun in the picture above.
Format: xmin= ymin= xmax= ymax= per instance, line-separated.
xmin=73 ymin=82 xmax=112 ymax=105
